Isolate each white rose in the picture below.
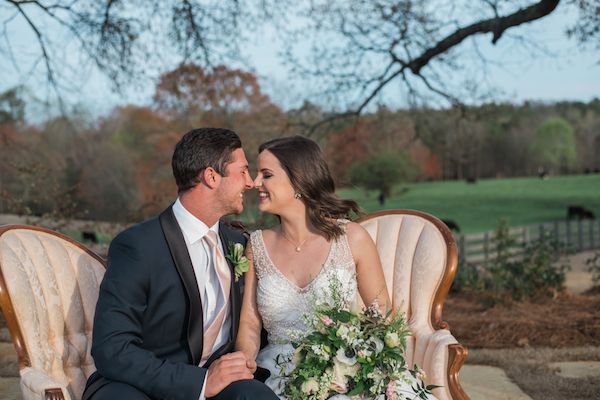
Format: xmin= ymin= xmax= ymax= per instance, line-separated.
xmin=301 ymin=378 xmax=319 ymax=394
xmin=385 ymin=332 xmax=401 ymax=348
xmin=331 ymin=362 xmax=349 ymax=394
xmin=342 ymin=362 xmax=360 ymax=378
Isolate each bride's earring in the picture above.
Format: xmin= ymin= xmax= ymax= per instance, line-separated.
xmin=294 ymin=193 xmax=302 ymax=199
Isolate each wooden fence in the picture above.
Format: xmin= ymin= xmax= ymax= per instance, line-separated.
xmin=458 ymin=219 xmax=600 ymax=267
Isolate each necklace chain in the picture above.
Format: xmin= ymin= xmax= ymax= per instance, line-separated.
xmin=280 ymin=229 xmax=309 ymax=252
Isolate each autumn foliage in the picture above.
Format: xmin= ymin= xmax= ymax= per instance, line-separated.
xmin=1 ymin=65 xmax=599 ymax=222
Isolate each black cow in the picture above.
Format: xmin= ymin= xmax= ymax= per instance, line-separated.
xmin=442 ymin=219 xmax=461 ymax=232
xmin=567 ymin=205 xmax=596 ymax=220
xmin=82 ymin=231 xmax=98 ymax=243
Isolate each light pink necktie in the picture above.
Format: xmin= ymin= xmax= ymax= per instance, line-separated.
xmin=200 ymin=230 xmax=231 ymax=365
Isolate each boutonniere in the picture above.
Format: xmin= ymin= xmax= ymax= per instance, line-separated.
xmin=226 ymin=242 xmax=250 ymax=282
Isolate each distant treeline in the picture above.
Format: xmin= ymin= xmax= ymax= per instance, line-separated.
xmin=1 ymin=67 xmax=599 ymax=222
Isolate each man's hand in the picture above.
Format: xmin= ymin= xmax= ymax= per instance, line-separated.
xmin=205 ymin=352 xmax=254 ymax=397
xmin=246 ymin=358 xmax=257 ymax=374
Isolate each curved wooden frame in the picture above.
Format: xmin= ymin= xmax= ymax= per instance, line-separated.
xmin=0 ymin=224 xmax=106 ymax=400
xmin=355 ymin=209 xmax=469 ymax=400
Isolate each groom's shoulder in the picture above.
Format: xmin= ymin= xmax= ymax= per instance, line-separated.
xmin=111 ymin=215 xmax=161 ymax=247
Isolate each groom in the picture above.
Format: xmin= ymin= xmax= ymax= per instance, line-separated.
xmin=83 ymin=128 xmax=277 ymax=400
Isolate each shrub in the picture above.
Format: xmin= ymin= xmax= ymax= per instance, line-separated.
xmin=455 ymin=220 xmax=571 ymax=306
xmin=586 ymin=251 xmax=600 ymax=283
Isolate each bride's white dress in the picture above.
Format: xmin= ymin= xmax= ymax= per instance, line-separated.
xmin=250 ymin=222 xmax=436 ymax=399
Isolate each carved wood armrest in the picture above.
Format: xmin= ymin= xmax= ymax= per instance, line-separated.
xmin=448 ymin=343 xmax=470 ymax=400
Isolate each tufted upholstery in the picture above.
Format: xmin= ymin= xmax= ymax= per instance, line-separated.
xmin=357 ymin=210 xmax=469 ymax=400
xmin=0 ymin=225 xmax=106 ymax=400
xmin=0 ymin=215 xmax=468 ymax=400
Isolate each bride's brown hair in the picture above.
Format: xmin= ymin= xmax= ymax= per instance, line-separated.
xmin=258 ymin=135 xmax=361 ymax=240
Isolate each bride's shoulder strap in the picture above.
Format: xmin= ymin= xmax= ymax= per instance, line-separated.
xmin=337 ymin=218 xmax=351 ymax=230
xmin=249 ymin=230 xmax=268 ymax=277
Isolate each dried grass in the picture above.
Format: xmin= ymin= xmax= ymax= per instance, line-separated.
xmin=445 ymin=290 xmax=600 ymax=348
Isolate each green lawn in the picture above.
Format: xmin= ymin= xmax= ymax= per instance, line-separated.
xmin=337 ymin=174 xmax=600 ymax=234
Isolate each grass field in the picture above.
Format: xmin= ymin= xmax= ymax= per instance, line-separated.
xmin=337 ymin=173 xmax=600 ymax=234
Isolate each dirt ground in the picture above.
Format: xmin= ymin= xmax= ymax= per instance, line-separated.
xmin=444 ymin=288 xmax=600 ymax=349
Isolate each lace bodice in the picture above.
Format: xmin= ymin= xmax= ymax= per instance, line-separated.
xmin=250 ymin=221 xmax=358 ymax=344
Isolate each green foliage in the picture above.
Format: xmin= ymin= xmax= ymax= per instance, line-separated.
xmin=347 ymin=151 xmax=417 ymax=197
xmin=490 ymin=222 xmax=570 ymax=301
xmin=282 ymin=289 xmax=431 ymax=399
xmin=586 ymin=251 xmax=600 ymax=283
xmin=338 ymin=174 xmax=600 ymax=234
xmin=458 ymin=220 xmax=571 ymax=306
xmin=0 ymin=87 xmax=25 ymax=124
xmin=530 ymin=117 xmax=577 ymax=172
xmin=451 ymin=262 xmax=482 ymax=293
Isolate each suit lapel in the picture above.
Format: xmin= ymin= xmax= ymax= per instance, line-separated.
xmin=159 ymin=206 xmax=203 ymax=365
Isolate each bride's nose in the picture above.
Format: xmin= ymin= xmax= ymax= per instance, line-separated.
xmin=254 ymin=175 xmax=262 ymax=188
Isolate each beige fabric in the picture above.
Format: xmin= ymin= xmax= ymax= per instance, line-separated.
xmin=0 ymin=229 xmax=105 ymax=400
xmin=360 ymin=214 xmax=459 ymax=400
xmin=200 ymin=230 xmax=231 ymax=365
xmin=20 ymin=367 xmax=72 ymax=400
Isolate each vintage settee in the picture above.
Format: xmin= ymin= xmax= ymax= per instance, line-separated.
xmin=0 ymin=209 xmax=468 ymax=399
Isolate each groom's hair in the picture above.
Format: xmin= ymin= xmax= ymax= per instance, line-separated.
xmin=172 ymin=127 xmax=242 ymax=193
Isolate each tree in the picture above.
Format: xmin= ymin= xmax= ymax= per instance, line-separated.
xmin=153 ymin=63 xmax=287 ymax=158
xmin=530 ymin=117 xmax=577 ymax=173
xmin=154 ymin=64 xmax=275 ymax=119
xmin=567 ymin=0 xmax=600 ymax=58
xmin=347 ymin=151 xmax=417 ymax=202
xmin=1 ymin=0 xmax=250 ymax=104
xmin=275 ymin=0 xmax=575 ymax=131
xmin=0 ymin=87 xmax=25 ymax=125
xmin=3 ymin=0 xmax=596 ymax=123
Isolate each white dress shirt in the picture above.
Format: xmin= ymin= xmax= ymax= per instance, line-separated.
xmin=172 ymin=198 xmax=232 ymax=398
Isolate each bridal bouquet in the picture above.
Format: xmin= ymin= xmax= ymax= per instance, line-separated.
xmin=280 ymin=296 xmax=439 ymax=399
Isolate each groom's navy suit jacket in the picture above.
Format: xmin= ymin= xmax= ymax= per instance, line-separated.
xmin=83 ymin=206 xmax=245 ymax=400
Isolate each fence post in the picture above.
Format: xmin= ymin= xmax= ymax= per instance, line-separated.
xmin=553 ymin=220 xmax=559 ymax=243
xmin=566 ymin=220 xmax=572 ymax=249
xmin=578 ymin=219 xmax=584 ymax=251
xmin=459 ymin=235 xmax=466 ymax=268
xmin=589 ymin=220 xmax=596 ymax=249
xmin=484 ymin=232 xmax=489 ymax=267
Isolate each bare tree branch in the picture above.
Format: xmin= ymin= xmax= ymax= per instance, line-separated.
xmin=407 ymin=0 xmax=560 ymax=75
xmin=278 ymin=0 xmax=564 ymax=135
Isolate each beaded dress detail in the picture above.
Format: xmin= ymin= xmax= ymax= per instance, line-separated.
xmin=250 ymin=220 xmax=357 ymax=346
xmin=250 ymin=221 xmax=436 ymax=399
xmin=250 ymin=220 xmax=357 ymax=396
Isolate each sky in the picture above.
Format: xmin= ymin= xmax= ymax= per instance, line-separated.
xmin=1 ymin=1 xmax=598 ymax=122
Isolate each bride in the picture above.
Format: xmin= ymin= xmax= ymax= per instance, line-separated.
xmin=236 ymin=136 xmax=434 ymax=399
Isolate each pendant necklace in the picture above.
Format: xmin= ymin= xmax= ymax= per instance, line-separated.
xmin=281 ymin=230 xmax=308 ymax=252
